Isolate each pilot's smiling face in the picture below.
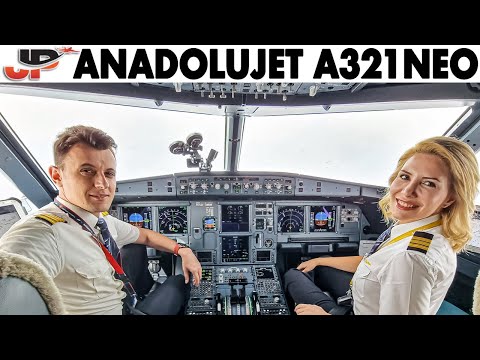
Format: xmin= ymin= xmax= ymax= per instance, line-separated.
xmin=51 ymin=143 xmax=117 ymax=215
xmin=389 ymin=153 xmax=455 ymax=224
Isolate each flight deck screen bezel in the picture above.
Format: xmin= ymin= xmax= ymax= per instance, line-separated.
xmin=277 ymin=205 xmax=305 ymax=233
xmin=309 ymin=205 xmax=337 ymax=233
xmin=220 ymin=204 xmax=250 ymax=233
xmin=158 ymin=205 xmax=188 ymax=234
xmin=221 ymin=235 xmax=250 ymax=263
xmin=121 ymin=206 xmax=153 ymax=230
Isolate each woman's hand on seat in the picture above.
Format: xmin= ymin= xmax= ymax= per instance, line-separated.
xmin=297 ymin=258 xmax=319 ymax=272
xmin=294 ymin=304 xmax=330 ymax=315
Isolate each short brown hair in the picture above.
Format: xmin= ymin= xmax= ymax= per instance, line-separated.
xmin=53 ymin=125 xmax=117 ymax=168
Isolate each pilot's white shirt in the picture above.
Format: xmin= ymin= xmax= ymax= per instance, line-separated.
xmin=0 ymin=198 xmax=139 ymax=315
xmin=352 ymin=214 xmax=457 ymax=315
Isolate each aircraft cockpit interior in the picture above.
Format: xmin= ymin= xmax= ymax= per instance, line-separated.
xmin=1 ymin=82 xmax=480 ymax=315
xmin=112 ymin=171 xmax=380 ymax=315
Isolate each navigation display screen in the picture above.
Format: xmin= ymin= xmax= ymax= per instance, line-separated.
xmin=277 ymin=205 xmax=304 ymax=233
xmin=158 ymin=206 xmax=188 ymax=234
xmin=122 ymin=206 xmax=153 ymax=229
xmin=221 ymin=204 xmax=250 ymax=232
xmin=222 ymin=236 xmax=249 ymax=262
xmin=309 ymin=206 xmax=336 ymax=232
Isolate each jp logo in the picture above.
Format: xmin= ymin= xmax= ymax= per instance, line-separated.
xmin=4 ymin=47 xmax=79 ymax=81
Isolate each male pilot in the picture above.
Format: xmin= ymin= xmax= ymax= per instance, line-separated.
xmin=0 ymin=125 xmax=202 ymax=315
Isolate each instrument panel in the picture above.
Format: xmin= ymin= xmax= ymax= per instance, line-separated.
xmin=113 ymin=200 xmax=366 ymax=266
xmin=112 ymin=172 xmax=381 ymax=315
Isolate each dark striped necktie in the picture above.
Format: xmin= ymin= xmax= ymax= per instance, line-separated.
xmin=367 ymin=226 xmax=393 ymax=256
xmin=96 ymin=217 xmax=121 ymax=264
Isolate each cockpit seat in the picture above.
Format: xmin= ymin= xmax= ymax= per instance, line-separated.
xmin=436 ymin=300 xmax=468 ymax=315
xmin=473 ymin=270 xmax=480 ymax=315
xmin=120 ymin=243 xmax=156 ymax=299
xmin=0 ymin=250 xmax=66 ymax=315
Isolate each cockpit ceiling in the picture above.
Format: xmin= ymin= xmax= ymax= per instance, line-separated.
xmin=1 ymin=83 xmax=480 ymax=109
xmin=144 ymin=82 xmax=359 ymax=97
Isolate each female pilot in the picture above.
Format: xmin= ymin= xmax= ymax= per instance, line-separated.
xmin=284 ymin=136 xmax=480 ymax=315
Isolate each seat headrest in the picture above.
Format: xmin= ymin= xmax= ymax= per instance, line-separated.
xmin=0 ymin=250 xmax=66 ymax=314
xmin=474 ymin=270 xmax=480 ymax=315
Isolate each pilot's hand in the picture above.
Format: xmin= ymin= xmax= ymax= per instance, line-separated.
xmin=179 ymin=248 xmax=202 ymax=287
xmin=296 ymin=258 xmax=319 ymax=272
xmin=295 ymin=304 xmax=330 ymax=315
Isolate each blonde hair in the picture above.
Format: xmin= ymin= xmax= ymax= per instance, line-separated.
xmin=378 ymin=136 xmax=480 ymax=252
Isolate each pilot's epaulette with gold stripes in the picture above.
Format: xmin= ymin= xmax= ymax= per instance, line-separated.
xmin=101 ymin=211 xmax=109 ymax=216
xmin=35 ymin=214 xmax=67 ymax=226
xmin=407 ymin=231 xmax=434 ymax=254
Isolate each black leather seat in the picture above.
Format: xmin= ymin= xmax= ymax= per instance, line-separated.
xmin=120 ymin=244 xmax=155 ymax=315
xmin=120 ymin=244 xmax=188 ymax=315
xmin=120 ymin=243 xmax=156 ymax=299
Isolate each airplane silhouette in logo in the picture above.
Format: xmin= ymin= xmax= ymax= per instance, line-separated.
xmin=56 ymin=47 xmax=80 ymax=54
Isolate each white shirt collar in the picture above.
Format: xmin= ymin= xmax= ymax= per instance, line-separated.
xmin=390 ymin=214 xmax=441 ymax=239
xmin=55 ymin=197 xmax=100 ymax=231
